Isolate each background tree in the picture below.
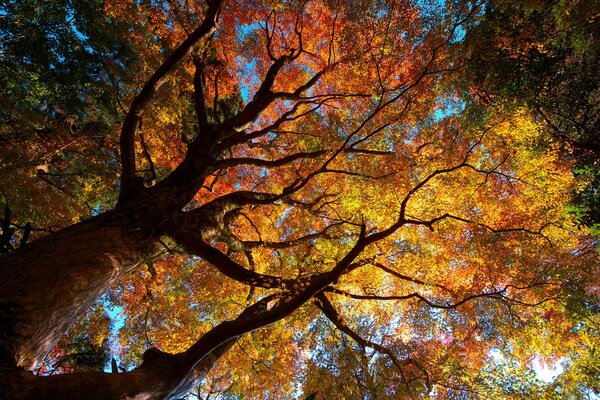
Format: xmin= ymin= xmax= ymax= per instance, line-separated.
xmin=462 ymin=0 xmax=600 ymax=229
xmin=0 ymin=0 xmax=599 ymax=399
xmin=0 ymin=0 xmax=135 ymax=229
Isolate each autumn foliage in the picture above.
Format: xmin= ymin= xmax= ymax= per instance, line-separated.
xmin=1 ymin=0 xmax=599 ymax=399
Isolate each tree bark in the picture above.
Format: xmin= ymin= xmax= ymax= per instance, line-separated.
xmin=0 ymin=208 xmax=154 ymax=369
xmin=0 ymin=172 xmax=240 ymax=399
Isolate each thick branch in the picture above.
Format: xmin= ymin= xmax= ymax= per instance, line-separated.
xmin=215 ymin=150 xmax=327 ymax=169
xmin=118 ymin=0 xmax=222 ymax=203
xmin=4 ymin=333 xmax=236 ymax=400
xmin=138 ymin=119 xmax=157 ymax=185
xmin=173 ymin=232 xmax=287 ymax=289
xmin=219 ymin=62 xmax=327 ymax=133
xmin=243 ymin=223 xmax=342 ymax=249
xmin=179 ymin=232 xmax=370 ymax=371
xmin=193 ymin=55 xmax=211 ymax=134
xmin=215 ymin=100 xmax=314 ymax=151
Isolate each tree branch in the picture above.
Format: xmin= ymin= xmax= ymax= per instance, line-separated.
xmin=368 ymin=261 xmax=452 ymax=293
xmin=325 ymin=282 xmax=559 ymax=309
xmin=214 ymin=150 xmax=327 ymax=169
xmin=173 ymin=233 xmax=287 ymax=289
xmin=314 ymin=293 xmax=430 ymax=395
xmin=219 ymin=65 xmax=328 ymax=134
xmin=137 ymin=119 xmax=157 ymax=185
xmin=118 ymin=0 xmax=222 ymax=203
xmin=193 ymin=55 xmax=211 ymax=134
xmin=242 ymin=222 xmax=343 ymax=250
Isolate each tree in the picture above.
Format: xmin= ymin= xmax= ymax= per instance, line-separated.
xmin=0 ymin=0 xmax=598 ymax=398
xmin=462 ymin=0 xmax=600 ymax=229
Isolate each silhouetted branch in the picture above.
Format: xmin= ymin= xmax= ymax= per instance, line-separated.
xmin=118 ymin=0 xmax=223 ymax=203
xmin=325 ymin=282 xmax=559 ymax=309
xmin=314 ymin=293 xmax=431 ymax=396
xmin=215 ymin=150 xmax=327 ymax=169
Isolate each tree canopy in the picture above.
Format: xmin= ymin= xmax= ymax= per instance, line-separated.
xmin=0 ymin=0 xmax=599 ymax=399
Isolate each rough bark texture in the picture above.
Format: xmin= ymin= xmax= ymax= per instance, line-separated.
xmin=0 ymin=197 xmax=237 ymax=399
xmin=0 ymin=161 xmax=235 ymax=398
xmin=0 ymin=209 xmax=154 ymax=369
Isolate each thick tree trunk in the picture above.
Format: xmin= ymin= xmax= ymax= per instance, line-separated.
xmin=0 ymin=187 xmax=241 ymax=399
xmin=0 ymin=208 xmax=155 ymax=369
xmin=0 ymin=152 xmax=219 ymax=397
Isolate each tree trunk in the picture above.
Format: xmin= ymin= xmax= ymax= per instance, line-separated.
xmin=0 ymin=208 xmax=154 ymax=369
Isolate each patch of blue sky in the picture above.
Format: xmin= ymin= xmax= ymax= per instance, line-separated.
xmin=91 ymin=204 xmax=103 ymax=216
xmin=258 ymin=167 xmax=268 ymax=179
xmin=276 ymin=205 xmax=293 ymax=228
xmin=234 ymin=55 xmax=257 ymax=103
xmin=413 ymin=0 xmax=448 ymax=44
xmin=451 ymin=24 xmax=467 ymax=44
xmin=236 ymin=22 xmax=261 ymax=42
xmin=65 ymin=7 xmax=92 ymax=44
xmin=99 ymin=294 xmax=126 ymax=371
xmin=240 ymin=82 xmax=252 ymax=104
xmin=69 ymin=21 xmax=89 ymax=42
xmin=433 ymin=95 xmax=466 ymax=122
xmin=266 ymin=131 xmax=277 ymax=142
xmin=233 ymin=22 xmax=262 ymax=102
xmin=105 ymin=303 xmax=126 ymax=335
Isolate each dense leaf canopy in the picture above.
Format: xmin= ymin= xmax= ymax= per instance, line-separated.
xmin=1 ymin=0 xmax=599 ymax=399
